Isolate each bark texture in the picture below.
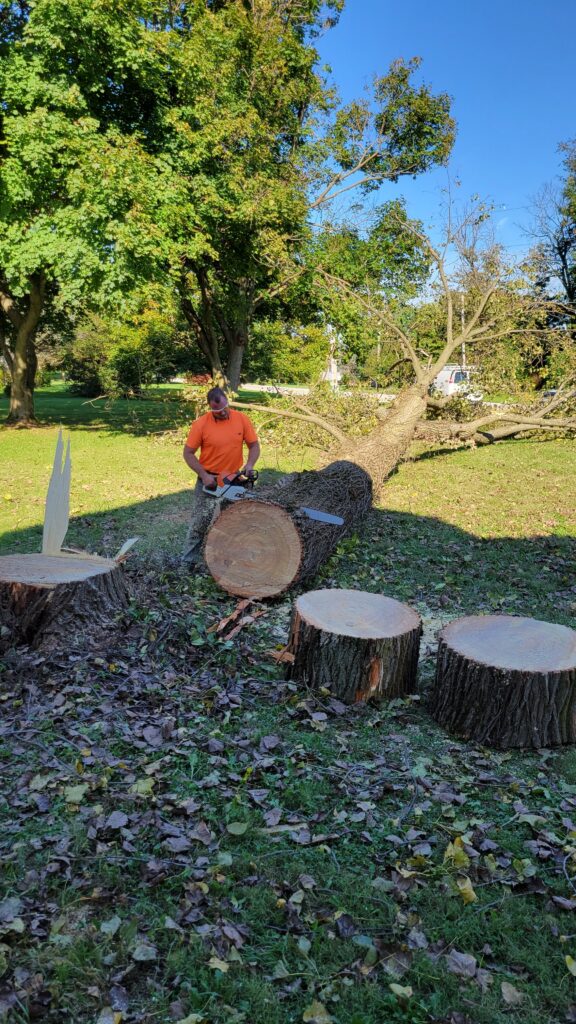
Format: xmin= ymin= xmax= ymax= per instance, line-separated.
xmin=347 ymin=384 xmax=429 ymax=492
xmin=430 ymin=615 xmax=576 ymax=749
xmin=286 ymin=588 xmax=422 ymax=703
xmin=204 ymin=460 xmax=372 ymax=598
xmin=0 ymin=553 xmax=129 ymax=650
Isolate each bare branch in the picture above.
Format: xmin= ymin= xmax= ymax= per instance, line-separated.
xmin=315 ymin=268 xmax=425 ymax=381
xmin=230 ymin=399 xmax=351 ymax=446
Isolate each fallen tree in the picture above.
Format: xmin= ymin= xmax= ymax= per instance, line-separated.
xmin=204 ymin=460 xmax=372 ymax=598
xmin=232 ymin=204 xmax=576 ymax=493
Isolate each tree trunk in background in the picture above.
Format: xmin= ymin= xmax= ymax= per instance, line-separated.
xmin=5 ymin=275 xmax=45 ymax=425
xmin=8 ymin=327 xmax=37 ymax=423
xmin=226 ymin=330 xmax=247 ymax=392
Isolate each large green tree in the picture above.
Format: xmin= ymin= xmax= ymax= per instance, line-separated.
xmin=0 ymin=0 xmax=166 ymax=422
xmin=1 ymin=0 xmax=456 ymax=419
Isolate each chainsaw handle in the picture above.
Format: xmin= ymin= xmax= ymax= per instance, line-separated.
xmin=223 ymin=470 xmax=259 ymax=487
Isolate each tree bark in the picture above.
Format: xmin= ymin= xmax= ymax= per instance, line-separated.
xmin=286 ymin=589 xmax=421 ymax=703
xmin=349 ymin=383 xmax=430 ymax=490
xmin=204 ymin=460 xmax=372 ymax=597
xmin=226 ymin=330 xmax=246 ymax=392
xmin=430 ymin=615 xmax=576 ymax=749
xmin=1 ymin=273 xmax=45 ymax=425
xmin=0 ymin=553 xmax=129 ymax=650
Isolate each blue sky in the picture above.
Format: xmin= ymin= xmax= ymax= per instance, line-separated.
xmin=315 ymin=0 xmax=576 ymax=256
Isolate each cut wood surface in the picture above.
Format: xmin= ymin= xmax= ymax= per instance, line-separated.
xmin=204 ymin=460 xmax=372 ymax=598
xmin=286 ymin=588 xmax=422 ymax=703
xmin=0 ymin=552 xmax=129 ymax=649
xmin=430 ymin=614 xmax=576 ymax=749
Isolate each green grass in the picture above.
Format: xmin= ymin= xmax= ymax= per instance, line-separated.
xmin=0 ymin=384 xmax=317 ymax=558
xmin=0 ymin=388 xmax=575 ymax=1023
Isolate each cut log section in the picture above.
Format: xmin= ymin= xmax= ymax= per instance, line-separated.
xmin=204 ymin=460 xmax=372 ymax=598
xmin=430 ymin=614 xmax=576 ymax=749
xmin=0 ymin=552 xmax=129 ymax=649
xmin=286 ymin=588 xmax=422 ymax=703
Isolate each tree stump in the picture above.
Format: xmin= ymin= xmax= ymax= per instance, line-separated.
xmin=430 ymin=614 xmax=576 ymax=749
xmin=286 ymin=588 xmax=422 ymax=703
xmin=0 ymin=553 xmax=129 ymax=650
xmin=204 ymin=460 xmax=372 ymax=598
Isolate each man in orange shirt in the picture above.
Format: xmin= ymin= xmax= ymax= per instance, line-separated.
xmin=182 ymin=386 xmax=260 ymax=566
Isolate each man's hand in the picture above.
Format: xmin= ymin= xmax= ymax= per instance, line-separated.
xmin=240 ymin=465 xmax=256 ymax=478
xmin=201 ymin=471 xmax=217 ymax=489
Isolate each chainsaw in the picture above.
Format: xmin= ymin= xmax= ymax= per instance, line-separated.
xmin=203 ymin=470 xmax=344 ymax=526
xmin=203 ymin=470 xmax=259 ymax=501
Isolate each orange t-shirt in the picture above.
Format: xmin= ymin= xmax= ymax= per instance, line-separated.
xmin=186 ymin=409 xmax=258 ymax=484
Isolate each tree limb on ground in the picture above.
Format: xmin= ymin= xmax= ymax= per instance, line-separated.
xmin=230 ymin=400 xmax=350 ymax=446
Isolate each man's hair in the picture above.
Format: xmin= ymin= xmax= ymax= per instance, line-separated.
xmin=207 ymin=386 xmax=227 ymax=404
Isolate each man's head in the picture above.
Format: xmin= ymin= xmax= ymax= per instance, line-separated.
xmin=207 ymin=385 xmax=229 ymax=419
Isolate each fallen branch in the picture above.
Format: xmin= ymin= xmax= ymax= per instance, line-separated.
xmin=230 ymin=399 xmax=350 ymax=445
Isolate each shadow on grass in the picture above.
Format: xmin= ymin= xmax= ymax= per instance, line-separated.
xmin=0 ymin=386 xmax=190 ymax=437
xmin=0 ymin=385 xmax=280 ymax=438
xmin=0 ymin=469 xmax=288 ymax=561
xmin=1 ymin=489 xmax=574 ymax=628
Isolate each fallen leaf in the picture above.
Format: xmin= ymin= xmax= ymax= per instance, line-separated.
xmin=28 ymin=774 xmax=51 ymax=791
xmin=389 ymin=983 xmax=413 ymax=1006
xmin=566 ymin=955 xmax=576 ymax=977
xmin=132 ymin=943 xmax=157 ymax=962
xmin=189 ymin=821 xmax=214 ymax=846
xmin=0 ymin=898 xmax=23 ymax=923
xmin=501 ymin=981 xmax=525 ymax=1005
xmin=226 ymin=822 xmax=249 ymax=836
xmin=95 ymin=1010 xmax=123 ymax=1024
xmin=100 ymin=916 xmax=122 ymax=936
xmin=456 ymin=875 xmax=478 ymax=904
xmin=130 ymin=778 xmax=155 ymax=797
xmin=446 ymin=950 xmax=477 ymax=978
xmin=302 ymin=1000 xmax=333 ymax=1023
xmin=105 ymin=811 xmax=128 ymax=830
xmin=208 ymin=956 xmax=229 ymax=972
xmin=164 ymin=836 xmax=192 ymax=852
xmin=64 ymin=784 xmax=88 ymax=804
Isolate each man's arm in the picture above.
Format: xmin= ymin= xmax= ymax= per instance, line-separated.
xmin=242 ymin=440 xmax=261 ymax=474
xmin=183 ymin=445 xmax=216 ymax=488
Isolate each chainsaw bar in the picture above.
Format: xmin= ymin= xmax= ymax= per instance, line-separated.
xmin=203 ymin=483 xmax=344 ymax=525
xmin=298 ymin=506 xmax=344 ymax=525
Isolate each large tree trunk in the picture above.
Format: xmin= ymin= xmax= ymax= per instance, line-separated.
xmin=430 ymin=615 xmax=576 ymax=749
xmin=0 ymin=552 xmax=129 ymax=651
xmin=287 ymin=589 xmax=421 ymax=703
xmin=2 ymin=274 xmax=45 ymax=425
xmin=349 ymin=383 xmax=430 ymax=491
xmin=204 ymin=460 xmax=372 ymax=597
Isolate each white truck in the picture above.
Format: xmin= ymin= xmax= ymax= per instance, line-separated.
xmin=431 ymin=365 xmax=481 ymax=400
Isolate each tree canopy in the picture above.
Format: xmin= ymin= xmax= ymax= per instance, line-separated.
xmin=0 ymin=0 xmax=456 ymax=420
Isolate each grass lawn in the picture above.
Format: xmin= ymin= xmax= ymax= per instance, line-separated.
xmin=0 ymin=387 xmax=576 ymax=1024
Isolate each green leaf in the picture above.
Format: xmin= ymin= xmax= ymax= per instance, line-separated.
xmin=226 ymin=821 xmax=249 ymax=835
xmin=302 ymin=1000 xmax=333 ymax=1023
xmin=64 ymin=784 xmax=88 ymax=804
